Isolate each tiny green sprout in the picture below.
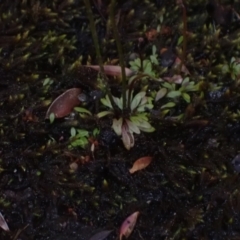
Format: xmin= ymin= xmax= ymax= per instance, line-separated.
xmin=49 ymin=113 xmax=55 ymax=124
xmin=43 ymin=78 xmax=53 ymax=86
xmin=68 ymin=128 xmax=89 ymax=149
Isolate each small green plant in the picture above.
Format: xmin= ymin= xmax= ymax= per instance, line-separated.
xmin=68 ymin=127 xmax=89 ymax=149
xmin=160 ymin=77 xmax=199 ymax=103
xmin=97 ymin=91 xmax=155 ymax=150
xmin=222 ymin=57 xmax=240 ymax=80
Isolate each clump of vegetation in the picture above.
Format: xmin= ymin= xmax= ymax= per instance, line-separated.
xmin=1 ymin=0 xmax=240 ymax=239
xmin=98 ymin=90 xmax=154 ymax=149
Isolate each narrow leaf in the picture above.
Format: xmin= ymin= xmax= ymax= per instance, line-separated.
xmin=126 ymin=119 xmax=140 ymax=134
xmin=130 ymin=92 xmax=146 ymax=111
xmin=0 ymin=212 xmax=9 ymax=231
xmin=46 ymin=88 xmax=82 ymax=119
xmin=119 ymin=211 xmax=140 ymax=240
xmin=89 ymin=230 xmax=113 ymax=240
xmin=161 ymin=102 xmax=176 ymax=109
xmin=74 ymin=107 xmax=92 ymax=115
xmin=167 ymin=90 xmax=181 ymax=98
xmin=96 ymin=111 xmax=113 ymax=118
xmin=112 ymin=118 xmax=123 ymax=136
xmin=129 ymin=156 xmax=153 ymax=174
xmin=182 ymin=92 xmax=191 ymax=103
xmin=155 ymin=88 xmax=167 ymax=102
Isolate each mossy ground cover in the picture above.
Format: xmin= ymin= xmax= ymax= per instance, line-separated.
xmin=1 ymin=0 xmax=240 ymax=239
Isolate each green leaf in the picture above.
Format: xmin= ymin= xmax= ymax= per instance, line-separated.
xmin=70 ymin=138 xmax=88 ymax=148
xmin=162 ymin=82 xmax=175 ymax=90
xmin=155 ymin=88 xmax=167 ymax=102
xmin=167 ymin=91 xmax=181 ymax=98
xmin=112 ymin=118 xmax=123 ymax=136
xmin=138 ymin=126 xmax=155 ymax=133
xmin=74 ymin=107 xmax=92 ymax=115
xmin=222 ymin=64 xmax=229 ymax=74
xmin=161 ymin=102 xmax=176 ymax=109
xmin=143 ymin=60 xmax=153 ymax=75
xmin=49 ymin=113 xmax=55 ymax=124
xmin=113 ymin=96 xmax=123 ymax=109
xmin=70 ymin=127 xmax=76 ymax=137
xmin=43 ymin=78 xmax=53 ymax=86
xmin=182 ymin=77 xmax=190 ymax=86
xmin=130 ymin=92 xmax=146 ymax=110
xmin=96 ymin=111 xmax=113 ymax=118
xmin=177 ymin=35 xmax=183 ymax=45
xmin=93 ymin=128 xmax=100 ymax=137
xmin=182 ymin=92 xmax=191 ymax=103
xmin=150 ymin=55 xmax=159 ymax=65
xmin=126 ymin=119 xmax=140 ymax=134
xmin=152 ymin=45 xmax=157 ymax=55
xmin=100 ymin=95 xmax=112 ymax=108
xmin=76 ymin=129 xmax=89 ymax=137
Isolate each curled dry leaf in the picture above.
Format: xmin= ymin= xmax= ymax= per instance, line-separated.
xmin=46 ymin=88 xmax=81 ymax=119
xmin=119 ymin=211 xmax=140 ymax=240
xmin=85 ymin=65 xmax=134 ymax=77
xmin=129 ymin=156 xmax=152 ymax=174
xmin=0 ymin=212 xmax=9 ymax=231
xmin=89 ymin=229 xmax=113 ymax=240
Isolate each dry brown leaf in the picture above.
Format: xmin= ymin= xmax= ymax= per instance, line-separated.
xmin=129 ymin=156 xmax=153 ymax=174
xmin=119 ymin=211 xmax=139 ymax=240
xmin=45 ymin=88 xmax=81 ymax=119
xmin=85 ymin=65 xmax=134 ymax=77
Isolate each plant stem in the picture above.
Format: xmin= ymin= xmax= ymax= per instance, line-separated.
xmin=178 ymin=0 xmax=187 ymax=72
xmin=83 ymin=0 xmax=115 ymax=107
xmin=109 ymin=0 xmax=127 ymax=110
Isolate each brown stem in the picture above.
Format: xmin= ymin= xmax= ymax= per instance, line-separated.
xmin=109 ymin=0 xmax=127 ymax=110
xmin=83 ymin=0 xmax=116 ymax=108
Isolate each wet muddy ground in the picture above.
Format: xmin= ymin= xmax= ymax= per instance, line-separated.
xmin=1 ymin=0 xmax=240 ymax=239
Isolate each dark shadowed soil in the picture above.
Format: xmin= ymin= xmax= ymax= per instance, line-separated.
xmin=1 ymin=0 xmax=240 ymax=239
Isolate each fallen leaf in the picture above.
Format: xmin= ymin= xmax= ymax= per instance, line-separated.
xmin=129 ymin=156 xmax=153 ymax=174
xmin=119 ymin=211 xmax=139 ymax=240
xmin=85 ymin=65 xmax=134 ymax=77
xmin=46 ymin=88 xmax=81 ymax=119
xmin=0 ymin=212 xmax=9 ymax=231
xmin=89 ymin=229 xmax=113 ymax=240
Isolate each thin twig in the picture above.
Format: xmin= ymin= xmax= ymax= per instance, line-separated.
xmin=109 ymin=0 xmax=127 ymax=110
xmin=83 ymin=0 xmax=115 ymax=108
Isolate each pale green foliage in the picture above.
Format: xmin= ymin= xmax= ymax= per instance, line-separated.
xmin=68 ymin=127 xmax=89 ymax=149
xmin=97 ymin=91 xmax=154 ymax=150
xmin=129 ymin=45 xmax=159 ymax=78
xmin=161 ymin=77 xmax=199 ymax=103
xmin=222 ymin=57 xmax=240 ymax=80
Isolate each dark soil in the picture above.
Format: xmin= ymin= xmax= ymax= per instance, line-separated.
xmin=1 ymin=0 xmax=240 ymax=240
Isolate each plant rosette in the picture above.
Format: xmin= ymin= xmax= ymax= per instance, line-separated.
xmin=97 ymin=91 xmax=155 ymax=150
